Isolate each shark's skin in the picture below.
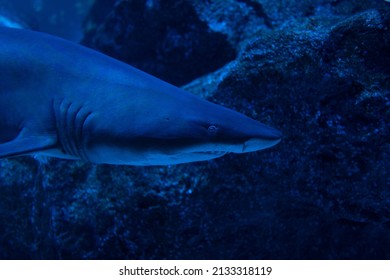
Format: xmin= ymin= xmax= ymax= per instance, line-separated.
xmin=0 ymin=27 xmax=281 ymax=166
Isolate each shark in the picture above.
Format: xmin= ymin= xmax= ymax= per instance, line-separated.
xmin=0 ymin=27 xmax=281 ymax=166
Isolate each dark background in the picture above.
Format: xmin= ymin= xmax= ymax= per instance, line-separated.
xmin=0 ymin=0 xmax=389 ymax=259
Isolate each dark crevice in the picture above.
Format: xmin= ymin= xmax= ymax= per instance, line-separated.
xmin=237 ymin=0 xmax=273 ymax=28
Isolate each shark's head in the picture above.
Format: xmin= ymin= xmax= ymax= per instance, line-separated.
xmin=0 ymin=27 xmax=279 ymax=165
xmin=85 ymin=88 xmax=281 ymax=166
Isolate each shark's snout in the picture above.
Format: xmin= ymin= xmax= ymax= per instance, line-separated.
xmin=258 ymin=124 xmax=282 ymax=140
xmin=241 ymin=124 xmax=282 ymax=153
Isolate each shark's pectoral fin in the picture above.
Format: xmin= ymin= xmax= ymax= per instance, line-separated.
xmin=0 ymin=133 xmax=57 ymax=159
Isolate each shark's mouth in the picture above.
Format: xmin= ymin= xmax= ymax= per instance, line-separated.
xmin=194 ymin=151 xmax=227 ymax=156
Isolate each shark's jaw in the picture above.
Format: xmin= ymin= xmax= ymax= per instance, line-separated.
xmin=85 ymin=133 xmax=281 ymax=166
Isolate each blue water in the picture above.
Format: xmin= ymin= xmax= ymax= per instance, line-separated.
xmin=0 ymin=0 xmax=389 ymax=260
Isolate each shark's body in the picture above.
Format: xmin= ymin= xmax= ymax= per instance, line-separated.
xmin=0 ymin=27 xmax=281 ymax=165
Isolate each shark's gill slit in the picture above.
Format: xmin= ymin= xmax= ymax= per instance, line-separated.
xmin=69 ymin=105 xmax=83 ymax=158
xmin=66 ymin=104 xmax=80 ymax=157
xmin=53 ymin=98 xmax=68 ymax=154
xmin=63 ymin=101 xmax=75 ymax=157
xmin=78 ymin=111 xmax=93 ymax=161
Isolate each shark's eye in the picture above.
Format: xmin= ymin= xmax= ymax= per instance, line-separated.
xmin=207 ymin=125 xmax=218 ymax=136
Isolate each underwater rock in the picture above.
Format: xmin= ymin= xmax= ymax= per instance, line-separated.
xmin=82 ymin=0 xmax=389 ymax=86
xmin=0 ymin=0 xmax=94 ymax=41
xmin=191 ymin=8 xmax=390 ymax=259
xmin=82 ymin=0 xmax=237 ymax=86
xmin=0 ymin=1 xmax=389 ymax=259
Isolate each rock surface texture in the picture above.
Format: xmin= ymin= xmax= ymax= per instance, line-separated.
xmin=0 ymin=0 xmax=389 ymax=259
